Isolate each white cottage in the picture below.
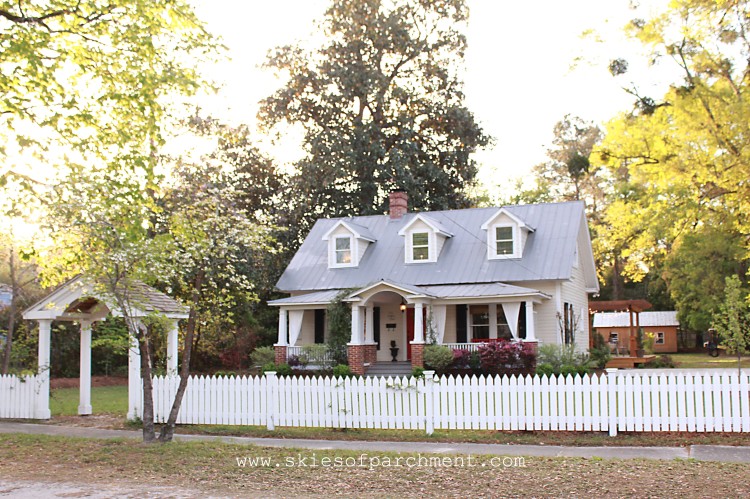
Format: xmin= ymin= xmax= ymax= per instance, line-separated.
xmin=270 ymin=191 xmax=599 ymax=375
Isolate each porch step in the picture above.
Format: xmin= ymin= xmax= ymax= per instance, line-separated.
xmin=365 ymin=361 xmax=413 ymax=377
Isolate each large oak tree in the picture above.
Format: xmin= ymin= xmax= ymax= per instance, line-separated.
xmin=260 ymin=0 xmax=489 ymax=246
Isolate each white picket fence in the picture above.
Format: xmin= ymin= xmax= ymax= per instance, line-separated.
xmin=142 ymin=370 xmax=750 ymax=435
xmin=0 ymin=374 xmax=46 ymax=419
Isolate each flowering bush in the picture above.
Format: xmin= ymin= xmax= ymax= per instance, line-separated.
xmin=478 ymin=341 xmax=536 ymax=375
xmin=450 ymin=342 xmax=535 ymax=375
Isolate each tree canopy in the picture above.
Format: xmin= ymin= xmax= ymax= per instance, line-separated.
xmin=1 ymin=0 xmax=218 ymax=184
xmin=260 ymin=0 xmax=489 ymax=245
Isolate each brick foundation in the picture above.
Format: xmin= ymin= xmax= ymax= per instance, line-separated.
xmin=347 ymin=344 xmax=367 ymax=375
xmin=364 ymin=344 xmax=378 ymax=366
xmin=274 ymin=345 xmax=287 ymax=365
xmin=410 ymin=342 xmax=425 ymax=370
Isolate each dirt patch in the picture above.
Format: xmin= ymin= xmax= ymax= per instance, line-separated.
xmin=50 ymin=414 xmax=130 ymax=429
xmin=50 ymin=376 xmax=128 ymax=389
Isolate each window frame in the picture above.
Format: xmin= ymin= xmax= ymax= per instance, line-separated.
xmin=489 ymin=223 xmax=519 ymax=259
xmin=469 ymin=305 xmax=490 ymax=340
xmin=406 ymin=229 xmax=435 ymax=263
xmin=654 ymin=331 xmax=665 ymax=345
xmin=330 ymin=235 xmax=354 ymax=268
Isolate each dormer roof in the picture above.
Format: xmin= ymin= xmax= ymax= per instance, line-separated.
xmin=321 ymin=220 xmax=377 ymax=242
xmin=480 ymin=208 xmax=535 ymax=232
xmin=397 ymin=213 xmax=454 ymax=237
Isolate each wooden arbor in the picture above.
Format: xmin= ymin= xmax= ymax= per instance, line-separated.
xmin=22 ymin=276 xmax=188 ymax=419
xmin=589 ymin=299 xmax=652 ymax=358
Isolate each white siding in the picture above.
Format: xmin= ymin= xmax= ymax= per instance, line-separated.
xmin=561 ymin=248 xmax=591 ymax=351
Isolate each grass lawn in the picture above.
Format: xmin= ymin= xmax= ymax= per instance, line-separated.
xmin=1 ymin=433 xmax=748 ymax=498
xmin=669 ymin=352 xmax=750 ymax=369
xmin=50 ymin=385 xmax=128 ymax=417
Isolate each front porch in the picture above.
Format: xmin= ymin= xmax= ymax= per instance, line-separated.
xmin=269 ymin=280 xmax=548 ymax=375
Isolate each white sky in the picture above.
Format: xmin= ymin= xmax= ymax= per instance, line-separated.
xmin=190 ymin=0 xmax=676 ymax=198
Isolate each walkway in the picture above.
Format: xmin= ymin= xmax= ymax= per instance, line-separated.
xmin=1 ymin=422 xmax=749 ymax=463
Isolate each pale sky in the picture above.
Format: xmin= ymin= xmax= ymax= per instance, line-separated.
xmin=191 ymin=0 xmax=675 ymax=199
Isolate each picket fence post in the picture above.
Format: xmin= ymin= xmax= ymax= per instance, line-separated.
xmin=423 ymin=370 xmax=435 ymax=435
xmin=606 ymin=368 xmax=618 ymax=436
xmin=265 ymin=372 xmax=277 ymax=431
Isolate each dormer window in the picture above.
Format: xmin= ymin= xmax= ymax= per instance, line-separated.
xmin=335 ymin=236 xmax=352 ymax=264
xmin=495 ymin=226 xmax=514 ymax=256
xmin=411 ymin=232 xmax=430 ymax=261
xmin=398 ymin=214 xmax=452 ymax=264
xmin=322 ymin=220 xmax=376 ymax=269
xmin=481 ymin=208 xmax=533 ymax=260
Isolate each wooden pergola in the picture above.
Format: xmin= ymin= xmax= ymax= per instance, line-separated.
xmin=22 ymin=276 xmax=188 ymax=419
xmin=589 ymin=299 xmax=652 ymax=357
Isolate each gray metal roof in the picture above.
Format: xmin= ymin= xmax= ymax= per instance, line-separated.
xmin=276 ymin=201 xmax=587 ymax=292
xmin=593 ymin=311 xmax=679 ymax=328
xmin=421 ymin=282 xmax=548 ymax=299
xmin=268 ymin=289 xmax=344 ymax=306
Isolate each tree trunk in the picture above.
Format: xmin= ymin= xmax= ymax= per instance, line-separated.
xmin=612 ymin=255 xmax=624 ymax=300
xmin=138 ymin=324 xmax=157 ymax=443
xmin=158 ymin=269 xmax=204 ymax=442
xmin=117 ymin=292 xmax=156 ymax=443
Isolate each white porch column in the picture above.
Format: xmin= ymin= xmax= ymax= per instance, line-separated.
xmin=489 ymin=304 xmax=498 ymax=340
xmin=525 ymin=300 xmax=536 ymax=341
xmin=36 ymin=319 xmax=52 ymax=419
xmin=127 ymin=328 xmax=142 ymax=421
xmin=78 ymin=320 xmax=93 ymax=415
xmin=365 ymin=306 xmax=374 ymax=344
xmin=413 ymin=302 xmax=424 ymax=343
xmin=350 ymin=305 xmax=363 ymax=345
xmin=166 ymin=320 xmax=179 ymax=375
xmin=276 ymin=307 xmax=288 ymax=346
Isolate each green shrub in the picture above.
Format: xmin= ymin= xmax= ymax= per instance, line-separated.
xmin=423 ymin=345 xmax=454 ymax=373
xmin=589 ymin=333 xmax=611 ymax=369
xmin=535 ymin=363 xmax=555 ymax=377
xmin=250 ymin=346 xmax=275 ymax=367
xmin=411 ymin=367 xmax=425 ymax=378
xmin=214 ymin=370 xmax=236 ymax=377
xmin=275 ymin=363 xmax=293 ymax=376
xmin=261 ymin=362 xmax=292 ymax=376
xmin=536 ymin=344 xmax=592 ymax=376
xmin=261 ymin=362 xmax=276 ymax=374
xmin=332 ymin=364 xmax=354 ymax=378
xmin=643 ymin=354 xmax=675 ymax=369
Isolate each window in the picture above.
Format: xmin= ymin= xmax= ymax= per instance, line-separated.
xmin=495 ymin=226 xmax=514 ymax=256
xmin=608 ymin=332 xmax=619 ymax=344
xmin=563 ymin=302 xmax=575 ymax=345
xmin=470 ymin=305 xmax=490 ymax=339
xmin=655 ymin=332 xmax=665 ymax=345
xmin=412 ymin=232 xmax=430 ymax=261
xmin=334 ymin=236 xmax=351 ymax=264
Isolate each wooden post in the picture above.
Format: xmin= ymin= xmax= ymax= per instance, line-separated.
xmin=127 ymin=331 xmax=141 ymax=421
xmin=265 ymin=371 xmax=277 ymax=431
xmin=36 ymin=319 xmax=52 ymax=419
xmin=423 ymin=370 xmax=435 ymax=435
xmin=78 ymin=320 xmax=93 ymax=415
xmin=628 ymin=306 xmax=637 ymax=356
xmin=166 ymin=320 xmax=179 ymax=375
xmin=606 ymin=368 xmax=618 ymax=436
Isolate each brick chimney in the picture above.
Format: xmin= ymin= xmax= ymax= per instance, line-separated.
xmin=389 ymin=189 xmax=408 ymax=219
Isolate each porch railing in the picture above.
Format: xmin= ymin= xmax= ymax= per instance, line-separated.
xmin=286 ymin=345 xmax=335 ymax=366
xmin=442 ymin=340 xmax=531 ymax=352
